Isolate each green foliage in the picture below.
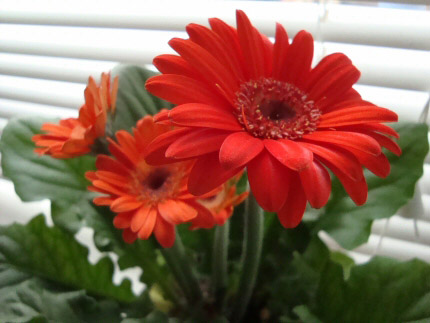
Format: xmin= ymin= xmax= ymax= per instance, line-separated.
xmin=313 ymin=123 xmax=429 ymax=249
xmin=0 ymin=215 xmax=135 ymax=302
xmin=0 ymin=277 xmax=122 ymax=323
xmin=111 ymin=64 xmax=171 ymax=133
xmin=52 ymin=202 xmax=176 ymax=302
xmin=0 ymin=215 xmax=140 ymax=322
xmin=298 ymin=257 xmax=430 ymax=323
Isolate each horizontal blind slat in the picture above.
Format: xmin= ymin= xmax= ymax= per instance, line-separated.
xmin=0 ymin=98 xmax=78 ymax=119
xmin=0 ymin=53 xmax=117 ymax=84
xmin=1 ymin=1 xmax=429 ymax=50
xmin=0 ymin=75 xmax=85 ymax=108
xmin=372 ymin=216 xmax=430 ymax=245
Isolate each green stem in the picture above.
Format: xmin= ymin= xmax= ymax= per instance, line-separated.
xmin=231 ymin=193 xmax=264 ymax=322
xmin=212 ymin=220 xmax=230 ymax=307
xmin=160 ymin=231 xmax=203 ymax=305
xmin=136 ymin=252 xmax=180 ymax=304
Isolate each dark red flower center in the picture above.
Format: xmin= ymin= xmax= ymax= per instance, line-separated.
xmin=130 ymin=162 xmax=190 ymax=204
xmin=145 ymin=168 xmax=170 ymax=190
xmin=234 ymin=78 xmax=321 ymax=140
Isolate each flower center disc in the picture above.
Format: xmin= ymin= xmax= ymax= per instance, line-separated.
xmin=234 ymin=78 xmax=321 ymax=140
xmin=146 ymin=168 xmax=170 ymax=190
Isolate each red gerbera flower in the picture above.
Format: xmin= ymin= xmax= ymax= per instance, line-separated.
xmin=86 ymin=115 xmax=218 ymax=248
xmin=145 ymin=10 xmax=400 ymax=228
xmin=33 ymin=73 xmax=118 ymax=158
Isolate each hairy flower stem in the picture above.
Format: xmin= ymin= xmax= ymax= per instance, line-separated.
xmin=161 ymin=231 xmax=203 ymax=306
xmin=212 ymin=220 xmax=230 ymax=309
xmin=231 ymin=193 xmax=264 ymax=322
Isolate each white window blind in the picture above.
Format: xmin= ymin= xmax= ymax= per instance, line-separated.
xmin=0 ymin=0 xmax=429 ymax=265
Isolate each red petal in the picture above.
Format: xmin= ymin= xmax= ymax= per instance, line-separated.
xmin=321 ymin=93 xmax=365 ymax=113
xmin=219 ymin=132 xmax=264 ymax=169
xmin=260 ymin=32 xmax=273 ymax=77
xmin=92 ymin=180 xmax=126 ymax=196
xmin=158 ymin=199 xmax=198 ymax=224
xmin=236 ymin=10 xmax=265 ymax=79
xmin=169 ymin=103 xmax=242 ymax=131
xmin=93 ymin=196 xmax=115 ymax=206
xmin=96 ymin=155 xmax=129 ymax=176
xmin=107 ymin=138 xmax=136 ymax=169
xmin=330 ymin=163 xmax=368 ymax=205
xmin=364 ymin=131 xmax=402 ymax=156
xmin=169 ymin=37 xmax=238 ymax=102
xmin=115 ymin=130 xmax=139 ymax=161
xmin=349 ymin=148 xmax=391 ymax=178
xmin=302 ymin=131 xmax=381 ymax=156
xmin=264 ymin=139 xmax=313 ymax=172
xmin=166 ymin=128 xmax=230 ymax=159
xmin=137 ymin=207 xmax=157 ymax=240
xmin=308 ymin=64 xmax=360 ymax=106
xmin=130 ymin=206 xmax=151 ymax=232
xmin=338 ymin=123 xmax=399 ymax=139
xmin=122 ymin=229 xmax=137 ymax=244
xmin=111 ymin=196 xmax=143 ymax=213
xmin=154 ymin=216 xmax=176 ymax=248
xmin=305 ymin=53 xmax=351 ymax=91
xmin=281 ymin=30 xmax=314 ymax=87
xmin=187 ymin=23 xmax=245 ymax=82
xmin=144 ymin=128 xmax=192 ymax=165
xmin=188 ymin=202 xmax=216 ymax=229
xmin=299 ymin=160 xmax=331 ymax=208
xmin=300 ymin=142 xmax=363 ymax=181
xmin=153 ymin=54 xmax=202 ymax=80
xmin=146 ymin=74 xmax=230 ymax=109
xmin=188 ymin=152 xmax=242 ymax=196
xmin=209 ymin=18 xmax=248 ymax=80
xmin=113 ymin=212 xmax=133 ymax=229
xmin=272 ymin=23 xmax=290 ymax=80
xmin=247 ymin=150 xmax=290 ymax=212
xmin=277 ymin=174 xmax=307 ymax=228
xmin=319 ymin=106 xmax=398 ymax=127
xmin=134 ymin=115 xmax=170 ymax=153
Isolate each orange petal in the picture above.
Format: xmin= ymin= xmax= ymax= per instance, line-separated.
xmin=111 ymin=195 xmax=143 ymax=213
xmin=158 ymin=199 xmax=198 ymax=224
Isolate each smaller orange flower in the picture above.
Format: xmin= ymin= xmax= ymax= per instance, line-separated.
xmin=33 ymin=72 xmax=118 ymax=158
xmin=86 ymin=115 xmax=217 ymax=248
xmin=191 ymin=173 xmax=249 ymax=229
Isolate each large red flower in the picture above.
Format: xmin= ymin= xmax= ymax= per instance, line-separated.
xmin=86 ymin=115 xmax=225 ymax=248
xmin=33 ymin=73 xmax=118 ymax=158
xmin=145 ymin=10 xmax=400 ymax=228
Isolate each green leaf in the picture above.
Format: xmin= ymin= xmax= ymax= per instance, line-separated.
xmin=51 ymin=200 xmax=121 ymax=251
xmin=111 ymin=64 xmax=171 ymax=133
xmin=329 ymin=251 xmax=354 ymax=279
xmin=0 ymin=277 xmax=122 ymax=323
xmin=305 ymin=257 xmax=430 ymax=322
xmin=292 ymin=305 xmax=323 ymax=323
xmin=0 ymin=215 xmax=135 ymax=303
xmin=314 ymin=122 xmax=429 ymax=249
xmin=0 ymin=117 xmax=95 ymax=203
xmin=52 ymin=201 xmax=176 ymax=302
xmin=126 ymin=311 xmax=170 ymax=323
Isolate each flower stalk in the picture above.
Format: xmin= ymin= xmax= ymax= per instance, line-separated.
xmin=212 ymin=220 xmax=230 ymax=308
xmin=231 ymin=192 xmax=264 ymax=322
xmin=160 ymin=231 xmax=203 ymax=305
